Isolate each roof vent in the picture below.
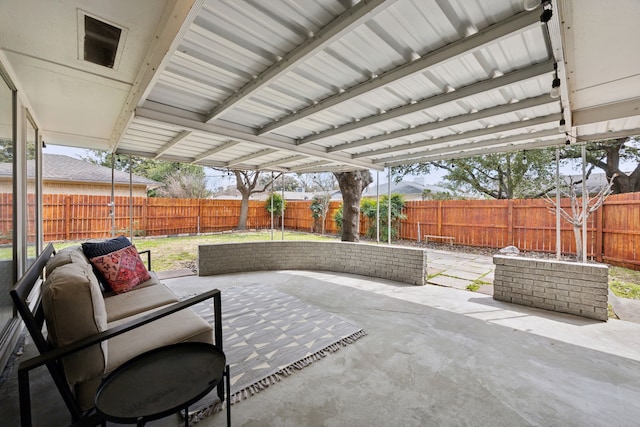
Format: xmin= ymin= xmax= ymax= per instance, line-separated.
xmin=80 ymin=13 xmax=125 ymax=69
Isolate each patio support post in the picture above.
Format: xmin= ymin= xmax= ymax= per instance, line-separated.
xmin=18 ymin=368 xmax=31 ymax=427
xmin=581 ymin=144 xmax=587 ymax=262
xmin=129 ymin=155 xmax=133 ymax=243
xmin=111 ymin=155 xmax=115 ymax=237
xmin=376 ymin=170 xmax=380 ymax=243
xmin=387 ymin=167 xmax=391 ymax=244
xmin=281 ymin=172 xmax=284 ymax=240
xmin=556 ymin=147 xmax=561 ymax=259
xmin=270 ymin=171 xmax=274 ymax=240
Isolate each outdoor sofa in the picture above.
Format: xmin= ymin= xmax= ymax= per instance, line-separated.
xmin=10 ymin=237 xmax=223 ymax=426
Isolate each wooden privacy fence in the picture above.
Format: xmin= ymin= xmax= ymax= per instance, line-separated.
xmin=46 ymin=195 xmax=273 ymax=240
xmin=0 ymin=192 xmax=638 ymax=270
xmin=396 ymin=193 xmax=640 ymax=270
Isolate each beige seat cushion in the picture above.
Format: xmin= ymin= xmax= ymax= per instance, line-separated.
xmin=41 ymin=262 xmax=107 ymax=385
xmin=105 ymin=306 xmax=213 ymax=374
xmin=71 ymin=305 xmax=214 ymax=410
xmin=103 ymin=281 xmax=179 ymax=322
xmin=73 ymin=307 xmax=213 ymax=411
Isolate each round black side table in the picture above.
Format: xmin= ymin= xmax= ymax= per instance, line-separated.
xmin=95 ymin=342 xmax=230 ymax=426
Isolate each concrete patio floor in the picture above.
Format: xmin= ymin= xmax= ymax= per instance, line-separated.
xmin=2 ymin=261 xmax=640 ymax=426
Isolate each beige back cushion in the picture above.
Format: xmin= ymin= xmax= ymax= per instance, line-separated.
xmin=45 ymin=246 xmax=90 ymax=277
xmin=42 ymin=262 xmax=108 ymax=385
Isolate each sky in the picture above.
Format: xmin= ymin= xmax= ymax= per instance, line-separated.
xmin=42 ymin=144 xmax=447 ymax=189
xmin=44 ymin=143 xmax=630 ymax=192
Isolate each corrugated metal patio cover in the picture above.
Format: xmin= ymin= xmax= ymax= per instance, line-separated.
xmin=110 ymin=0 xmax=638 ymax=172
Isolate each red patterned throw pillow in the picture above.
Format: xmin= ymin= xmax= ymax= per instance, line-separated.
xmin=89 ymin=245 xmax=151 ymax=294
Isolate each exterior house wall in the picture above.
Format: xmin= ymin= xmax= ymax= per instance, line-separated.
xmin=0 ymin=180 xmax=149 ymax=197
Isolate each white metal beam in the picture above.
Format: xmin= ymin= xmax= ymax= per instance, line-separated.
xmin=384 ymin=137 xmax=566 ymax=167
xmin=339 ymin=94 xmax=557 ymax=154
xmin=226 ymin=149 xmax=278 ymax=167
xmin=205 ymin=0 xmax=397 ymax=123
xmin=110 ymin=0 xmax=204 ymax=151
xmin=257 ymin=10 xmax=543 ymax=136
xmin=135 ymin=105 xmax=383 ymax=170
xmin=572 ymin=97 xmax=640 ymax=126
xmin=377 ymin=127 xmax=560 ymax=164
xmin=575 ymin=127 xmax=640 ymax=142
xmin=289 ymin=160 xmax=332 ymax=172
xmin=299 ymin=59 xmax=554 ymax=145
xmin=257 ymin=155 xmax=308 ymax=169
xmin=360 ymin=114 xmax=561 ymax=160
xmin=154 ymin=130 xmax=191 ymax=159
xmin=192 ymin=140 xmax=241 ymax=163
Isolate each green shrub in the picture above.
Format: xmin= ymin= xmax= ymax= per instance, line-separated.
xmin=360 ymin=194 xmax=406 ymax=240
xmin=265 ymin=192 xmax=286 ymax=216
xmin=333 ymin=204 xmax=343 ymax=231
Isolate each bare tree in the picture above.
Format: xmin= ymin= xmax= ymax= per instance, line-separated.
xmin=544 ymin=174 xmax=617 ymax=261
xmin=235 ymin=170 xmax=281 ymax=230
xmin=156 ymin=169 xmax=212 ymax=198
xmin=297 ymin=172 xmax=337 ymax=192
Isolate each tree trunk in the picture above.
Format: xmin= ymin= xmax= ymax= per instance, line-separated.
xmin=334 ymin=170 xmax=373 ymax=242
xmin=235 ymin=170 xmax=262 ymax=231
xmin=237 ymin=192 xmax=249 ymax=230
xmin=573 ymin=224 xmax=583 ymax=261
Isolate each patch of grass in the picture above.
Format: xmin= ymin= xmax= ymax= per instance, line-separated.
xmin=610 ymin=280 xmax=640 ymax=300
xmin=608 ymin=304 xmax=619 ymax=319
xmin=466 ymin=279 xmax=489 ymax=292
xmin=466 ymin=283 xmax=480 ymax=292
xmin=608 ymin=266 xmax=640 ymax=300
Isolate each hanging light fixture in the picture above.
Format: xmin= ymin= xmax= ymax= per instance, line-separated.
xmin=523 ymin=0 xmax=541 ymax=11
xmin=540 ymin=1 xmax=553 ymax=22
xmin=550 ymin=63 xmax=561 ymax=98
xmin=558 ymin=118 xmax=566 ymax=132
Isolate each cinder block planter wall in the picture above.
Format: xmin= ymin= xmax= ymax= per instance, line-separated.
xmin=493 ymin=255 xmax=609 ymax=321
xmin=199 ymin=241 xmax=427 ymax=286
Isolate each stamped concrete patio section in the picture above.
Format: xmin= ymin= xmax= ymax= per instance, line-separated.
xmin=427 ymin=248 xmax=495 ymax=292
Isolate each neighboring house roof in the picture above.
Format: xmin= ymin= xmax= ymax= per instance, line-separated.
xmin=361 ymin=180 xmax=451 ymax=198
xmin=211 ymin=188 xmax=315 ymax=201
xmin=328 ymin=180 xmax=451 ymax=199
xmin=553 ymin=172 xmax=622 ymax=196
xmin=0 ymin=154 xmax=161 ymax=188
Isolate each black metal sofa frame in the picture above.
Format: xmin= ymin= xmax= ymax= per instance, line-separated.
xmin=9 ymin=243 xmax=226 ymax=426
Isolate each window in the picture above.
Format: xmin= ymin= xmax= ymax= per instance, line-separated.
xmin=0 ymin=69 xmax=15 ymax=337
xmin=26 ymin=113 xmax=39 ymax=265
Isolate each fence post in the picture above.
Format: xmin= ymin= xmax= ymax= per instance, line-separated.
xmin=198 ymin=199 xmax=202 ymax=235
xmin=595 ymin=203 xmax=604 ymax=262
xmin=142 ymin=198 xmax=148 ymax=237
xmin=64 ymin=196 xmax=71 ymax=241
xmin=507 ymin=200 xmax=514 ymax=246
xmin=437 ymin=200 xmax=443 ymax=236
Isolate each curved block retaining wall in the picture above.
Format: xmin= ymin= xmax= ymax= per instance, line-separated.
xmin=198 ymin=241 xmax=427 ymax=286
xmin=493 ymin=255 xmax=608 ymax=321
